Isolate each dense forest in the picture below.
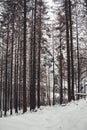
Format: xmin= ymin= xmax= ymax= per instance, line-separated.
xmin=0 ymin=0 xmax=87 ymax=117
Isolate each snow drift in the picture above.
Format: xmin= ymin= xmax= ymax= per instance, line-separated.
xmin=0 ymin=99 xmax=87 ymax=130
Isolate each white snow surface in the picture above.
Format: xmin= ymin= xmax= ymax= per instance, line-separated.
xmin=0 ymin=99 xmax=87 ymax=130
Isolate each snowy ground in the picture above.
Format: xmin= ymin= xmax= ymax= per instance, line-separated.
xmin=0 ymin=99 xmax=87 ymax=130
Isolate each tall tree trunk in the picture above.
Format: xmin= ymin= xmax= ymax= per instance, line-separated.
xmin=19 ymin=38 xmax=23 ymax=110
xmin=10 ymin=5 xmax=15 ymax=115
xmin=4 ymin=20 xmax=9 ymax=116
xmin=53 ymin=30 xmax=55 ymax=105
xmin=37 ymin=1 xmax=42 ymax=108
xmin=48 ymin=67 xmax=51 ymax=105
xmin=65 ymin=0 xmax=71 ymax=102
xmin=23 ymin=0 xmax=27 ymax=113
xmin=30 ymin=1 xmax=33 ymax=111
xmin=14 ymin=48 xmax=17 ymax=113
xmin=0 ymin=54 xmax=3 ymax=117
xmin=76 ymin=6 xmax=80 ymax=99
xmin=59 ymin=30 xmax=63 ymax=104
xmin=69 ymin=0 xmax=74 ymax=100
xmin=30 ymin=0 xmax=37 ymax=110
xmin=19 ymin=50 xmax=22 ymax=111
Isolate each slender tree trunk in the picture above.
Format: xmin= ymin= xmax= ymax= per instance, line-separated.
xmin=19 ymin=51 xmax=22 ymax=111
xmin=65 ymin=0 xmax=71 ymax=102
xmin=37 ymin=2 xmax=42 ymax=108
xmin=48 ymin=67 xmax=51 ymax=105
xmin=19 ymin=40 xmax=23 ymax=110
xmin=30 ymin=1 xmax=34 ymax=110
xmin=16 ymin=25 xmax=20 ymax=111
xmin=23 ymin=0 xmax=27 ymax=113
xmin=10 ymin=6 xmax=15 ymax=115
xmin=16 ymin=39 xmax=19 ymax=113
xmin=14 ymin=48 xmax=18 ymax=113
xmin=4 ymin=21 xmax=9 ymax=116
xmin=69 ymin=0 xmax=74 ymax=100
xmin=76 ymin=7 xmax=80 ymax=99
xmin=0 ymin=54 xmax=3 ymax=117
xmin=52 ymin=24 xmax=55 ymax=105
xmin=59 ymin=30 xmax=63 ymax=104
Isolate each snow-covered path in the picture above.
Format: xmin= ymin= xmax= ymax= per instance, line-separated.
xmin=0 ymin=99 xmax=87 ymax=130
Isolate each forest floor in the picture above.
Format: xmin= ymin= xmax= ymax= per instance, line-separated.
xmin=0 ymin=99 xmax=87 ymax=130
